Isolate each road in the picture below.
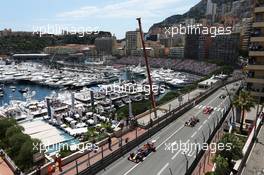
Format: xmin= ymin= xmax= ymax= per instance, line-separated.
xmin=137 ymin=88 xmax=205 ymax=126
xmin=97 ymin=82 xmax=240 ymax=175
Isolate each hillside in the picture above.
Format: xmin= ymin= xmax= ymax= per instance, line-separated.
xmin=148 ymin=0 xmax=253 ymax=34
xmin=149 ymin=0 xmax=207 ymax=33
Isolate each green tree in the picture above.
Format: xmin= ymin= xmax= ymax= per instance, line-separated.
xmin=233 ymin=90 xmax=255 ymax=132
xmin=0 ymin=118 xmax=16 ymax=139
xmin=117 ymin=112 xmax=125 ymax=121
xmin=101 ymin=122 xmax=113 ymax=133
xmin=214 ymin=155 xmax=229 ymax=175
xmin=216 ymin=133 xmax=243 ymax=166
xmin=16 ymin=138 xmax=41 ymax=171
xmin=84 ymin=127 xmax=98 ymax=141
xmin=16 ymin=140 xmax=34 ymax=170
xmin=5 ymin=125 xmax=24 ymax=138
xmin=59 ymin=147 xmax=72 ymax=158
xmin=8 ymin=133 xmax=30 ymax=157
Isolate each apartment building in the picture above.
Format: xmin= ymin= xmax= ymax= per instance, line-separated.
xmin=208 ymin=33 xmax=240 ymax=64
xmin=125 ymin=29 xmax=142 ymax=55
xmin=245 ymin=0 xmax=264 ymax=98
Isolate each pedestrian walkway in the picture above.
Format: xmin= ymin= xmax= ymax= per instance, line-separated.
xmin=242 ymin=125 xmax=264 ymax=175
xmin=53 ymin=127 xmax=146 ymax=175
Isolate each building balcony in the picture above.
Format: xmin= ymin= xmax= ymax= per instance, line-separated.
xmin=249 ymin=51 xmax=264 ymax=56
xmin=244 ymin=65 xmax=264 ymax=71
xmin=255 ymin=6 xmax=264 ymax=13
xmin=253 ymin=22 xmax=264 ymax=28
xmin=251 ymin=37 xmax=264 ymax=42
xmin=246 ymin=77 xmax=264 ymax=84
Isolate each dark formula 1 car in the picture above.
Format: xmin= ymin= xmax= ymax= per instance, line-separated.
xmin=128 ymin=141 xmax=156 ymax=163
xmin=185 ymin=117 xmax=200 ymax=127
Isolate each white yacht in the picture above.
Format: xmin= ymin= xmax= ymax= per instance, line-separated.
xmin=131 ymin=64 xmax=146 ymax=75
xmin=167 ymin=79 xmax=186 ymax=87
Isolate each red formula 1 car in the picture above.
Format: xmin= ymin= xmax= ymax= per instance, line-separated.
xmin=203 ymin=106 xmax=214 ymax=114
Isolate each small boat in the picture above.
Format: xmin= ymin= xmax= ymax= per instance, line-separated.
xmin=10 ymin=86 xmax=16 ymax=92
xmin=0 ymin=93 xmax=4 ymax=97
xmin=19 ymin=88 xmax=29 ymax=93
xmin=114 ymin=100 xmax=125 ymax=108
xmin=0 ymin=84 xmax=4 ymax=92
xmin=122 ymin=96 xmax=131 ymax=104
xmin=130 ymin=93 xmax=143 ymax=102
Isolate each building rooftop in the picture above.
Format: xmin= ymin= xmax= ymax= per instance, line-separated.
xmin=13 ymin=54 xmax=50 ymax=57
xmin=198 ymin=78 xmax=219 ymax=86
xmin=0 ymin=157 xmax=14 ymax=175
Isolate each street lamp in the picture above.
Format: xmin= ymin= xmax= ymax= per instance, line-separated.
xmin=178 ymin=95 xmax=183 ymax=107
xmin=202 ymin=130 xmax=206 ymax=143
xmin=183 ymin=151 xmax=189 ymax=173
xmin=194 ymin=139 xmax=199 ymax=156
xmin=254 ymin=96 xmax=261 ymax=141
xmin=223 ymin=82 xmax=235 ymax=123
xmin=206 ymin=123 xmax=211 ymax=136
xmin=212 ymin=117 xmax=216 ymax=129
xmin=169 ymin=168 xmax=173 ymax=175
xmin=216 ymin=113 xmax=221 ymax=123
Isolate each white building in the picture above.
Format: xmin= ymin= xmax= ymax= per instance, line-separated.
xmin=198 ymin=76 xmax=220 ymax=89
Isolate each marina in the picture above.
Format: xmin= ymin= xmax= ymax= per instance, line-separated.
xmin=0 ymin=61 xmax=202 ymax=156
xmin=0 ymin=62 xmax=120 ymax=88
xmin=0 ymin=62 xmax=201 ymax=89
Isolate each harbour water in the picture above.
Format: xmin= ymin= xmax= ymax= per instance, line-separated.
xmin=0 ymin=70 xmax=144 ymax=106
xmin=0 ymin=83 xmax=59 ymax=106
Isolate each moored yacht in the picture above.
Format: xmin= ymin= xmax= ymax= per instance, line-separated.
xmin=130 ymin=92 xmax=143 ymax=102
xmin=19 ymin=88 xmax=29 ymax=93
xmin=10 ymin=86 xmax=16 ymax=92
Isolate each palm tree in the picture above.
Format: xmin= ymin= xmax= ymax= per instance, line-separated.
xmin=233 ymin=90 xmax=255 ymax=132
